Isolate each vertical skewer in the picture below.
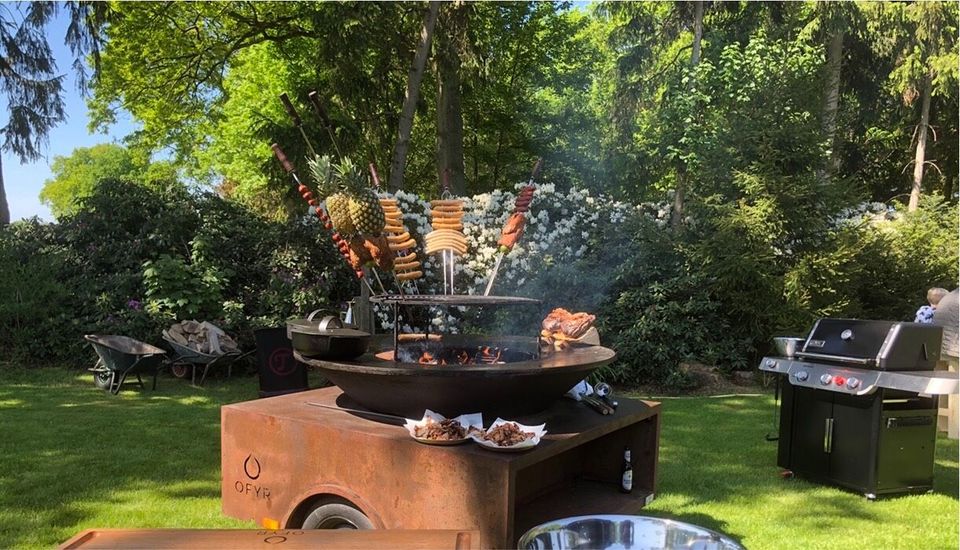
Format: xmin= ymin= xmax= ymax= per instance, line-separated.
xmin=484 ymin=158 xmax=542 ymax=296
xmin=370 ymin=267 xmax=388 ymax=295
xmin=448 ymin=249 xmax=455 ymax=294
xmin=279 ymin=93 xmax=317 ymax=158
xmin=308 ymin=91 xmax=343 ymax=159
xmin=440 ymin=170 xmax=456 ymax=295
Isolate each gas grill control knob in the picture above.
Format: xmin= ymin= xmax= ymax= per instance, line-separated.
xmin=765 ymin=359 xmax=775 ymax=368
xmin=846 ymin=378 xmax=860 ymax=390
xmin=820 ymin=374 xmax=833 ymax=385
xmin=841 ymin=329 xmax=854 ymax=341
xmin=794 ymin=371 xmax=809 ymax=382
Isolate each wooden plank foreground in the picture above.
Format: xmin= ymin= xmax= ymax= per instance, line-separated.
xmin=59 ymin=528 xmax=480 ymax=549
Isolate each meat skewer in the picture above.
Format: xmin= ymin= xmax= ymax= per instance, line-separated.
xmin=271 ymin=143 xmax=376 ymax=296
xmin=483 ymin=158 xmax=542 ymax=296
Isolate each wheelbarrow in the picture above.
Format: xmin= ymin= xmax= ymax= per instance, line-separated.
xmin=84 ymin=335 xmax=168 ymax=395
xmin=163 ymin=337 xmax=255 ymax=386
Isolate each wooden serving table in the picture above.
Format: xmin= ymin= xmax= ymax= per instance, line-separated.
xmin=221 ymin=387 xmax=660 ymax=549
xmin=60 ymin=528 xmax=479 ymax=549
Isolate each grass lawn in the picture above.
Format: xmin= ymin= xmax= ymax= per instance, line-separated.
xmin=0 ymin=367 xmax=956 ymax=549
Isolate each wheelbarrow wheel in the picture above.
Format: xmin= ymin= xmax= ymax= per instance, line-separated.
xmin=93 ymin=370 xmax=113 ymax=391
xmin=170 ymin=363 xmax=191 ymax=379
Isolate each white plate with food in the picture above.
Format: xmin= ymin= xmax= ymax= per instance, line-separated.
xmin=470 ymin=418 xmax=547 ymax=452
xmin=404 ymin=410 xmax=483 ymax=446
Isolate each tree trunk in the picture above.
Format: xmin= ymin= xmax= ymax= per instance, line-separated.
xmin=908 ymin=75 xmax=932 ymax=212
xmin=690 ymin=1 xmax=704 ymax=66
xmin=0 ymin=154 xmax=8 ymax=225
xmin=820 ymin=27 xmax=844 ymax=183
xmin=387 ymin=1 xmax=440 ymax=192
xmin=436 ymin=24 xmax=466 ymax=196
xmin=671 ymin=0 xmax=703 ymax=230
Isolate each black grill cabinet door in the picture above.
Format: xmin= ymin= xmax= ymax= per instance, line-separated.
xmin=789 ymin=387 xmax=832 ymax=477
xmin=828 ymin=394 xmax=878 ymax=492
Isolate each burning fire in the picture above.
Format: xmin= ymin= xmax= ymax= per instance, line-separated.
xmin=417 ymin=346 xmax=505 ymax=366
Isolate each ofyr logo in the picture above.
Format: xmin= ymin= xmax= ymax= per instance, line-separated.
xmin=268 ymin=348 xmax=296 ymax=377
xmin=244 ymin=454 xmax=261 ymax=480
xmin=237 ymin=454 xmax=270 ymax=500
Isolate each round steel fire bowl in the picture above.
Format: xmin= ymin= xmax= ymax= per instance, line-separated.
xmin=294 ymin=334 xmax=616 ymax=419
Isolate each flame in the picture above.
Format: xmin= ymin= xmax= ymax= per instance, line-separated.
xmin=417 ymin=346 xmax=505 ymax=366
xmin=479 ymin=346 xmax=502 ymax=363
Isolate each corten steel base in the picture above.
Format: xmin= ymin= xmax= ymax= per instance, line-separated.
xmin=221 ymin=387 xmax=660 ymax=549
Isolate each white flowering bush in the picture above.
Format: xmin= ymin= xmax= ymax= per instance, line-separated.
xmin=372 ymin=184 xmax=670 ymax=332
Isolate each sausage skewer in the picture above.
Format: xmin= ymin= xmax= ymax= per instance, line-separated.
xmin=371 ymin=163 xmax=421 ymax=295
xmin=483 ymin=158 xmax=542 ymax=296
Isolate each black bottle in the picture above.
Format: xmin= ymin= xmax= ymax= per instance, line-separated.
xmin=620 ymin=447 xmax=633 ymax=493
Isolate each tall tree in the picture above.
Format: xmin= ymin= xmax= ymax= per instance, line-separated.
xmin=0 ymin=4 xmax=63 ymax=225
xmin=0 ymin=2 xmax=104 ymax=225
xmin=818 ymin=4 xmax=845 ymax=183
xmin=387 ymin=1 xmax=440 ymax=192
xmin=670 ymin=0 xmax=704 ymax=229
xmin=90 ymin=3 xmax=428 ymax=203
xmin=39 ymin=143 xmax=179 ymax=217
xmin=865 ymin=2 xmax=959 ymax=210
xmin=435 ymin=1 xmax=467 ymax=196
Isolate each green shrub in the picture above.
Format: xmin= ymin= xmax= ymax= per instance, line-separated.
xmin=0 ymin=178 xmax=356 ymax=365
xmin=143 ymin=254 xmax=227 ymax=319
xmin=0 ymin=220 xmax=71 ymax=361
xmin=785 ymin=195 xmax=959 ymax=325
xmin=598 ymin=192 xmax=958 ymax=390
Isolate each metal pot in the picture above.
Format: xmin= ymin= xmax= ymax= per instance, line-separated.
xmin=773 ymin=336 xmax=805 ymax=357
xmin=518 ymin=515 xmax=744 ymax=550
xmin=287 ymin=310 xmax=370 ymax=360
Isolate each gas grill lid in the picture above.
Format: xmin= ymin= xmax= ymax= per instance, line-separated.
xmin=797 ymin=318 xmax=942 ymax=371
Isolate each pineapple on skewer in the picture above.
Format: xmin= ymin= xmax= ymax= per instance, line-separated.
xmin=334 ymin=158 xmax=385 ymax=236
xmin=309 ymin=155 xmax=356 ymax=236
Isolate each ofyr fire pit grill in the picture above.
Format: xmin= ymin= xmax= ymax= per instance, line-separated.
xmin=294 ymin=294 xmax=616 ymax=418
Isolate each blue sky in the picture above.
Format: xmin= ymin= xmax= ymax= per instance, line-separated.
xmin=3 ymin=9 xmax=134 ymax=221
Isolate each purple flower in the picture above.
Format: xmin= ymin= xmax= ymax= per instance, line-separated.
xmin=127 ymin=299 xmax=142 ymax=310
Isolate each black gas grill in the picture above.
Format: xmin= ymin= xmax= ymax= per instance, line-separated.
xmin=760 ymin=318 xmax=959 ymax=499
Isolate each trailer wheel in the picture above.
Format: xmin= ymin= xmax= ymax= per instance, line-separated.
xmin=301 ymin=502 xmax=373 ymax=530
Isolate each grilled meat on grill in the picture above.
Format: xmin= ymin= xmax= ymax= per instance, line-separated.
xmin=542 ymin=308 xmax=595 ymax=339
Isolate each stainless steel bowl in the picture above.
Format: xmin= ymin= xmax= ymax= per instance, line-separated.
xmin=772 ymin=337 xmax=806 ymax=358
xmin=518 ymin=515 xmax=744 ymax=550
